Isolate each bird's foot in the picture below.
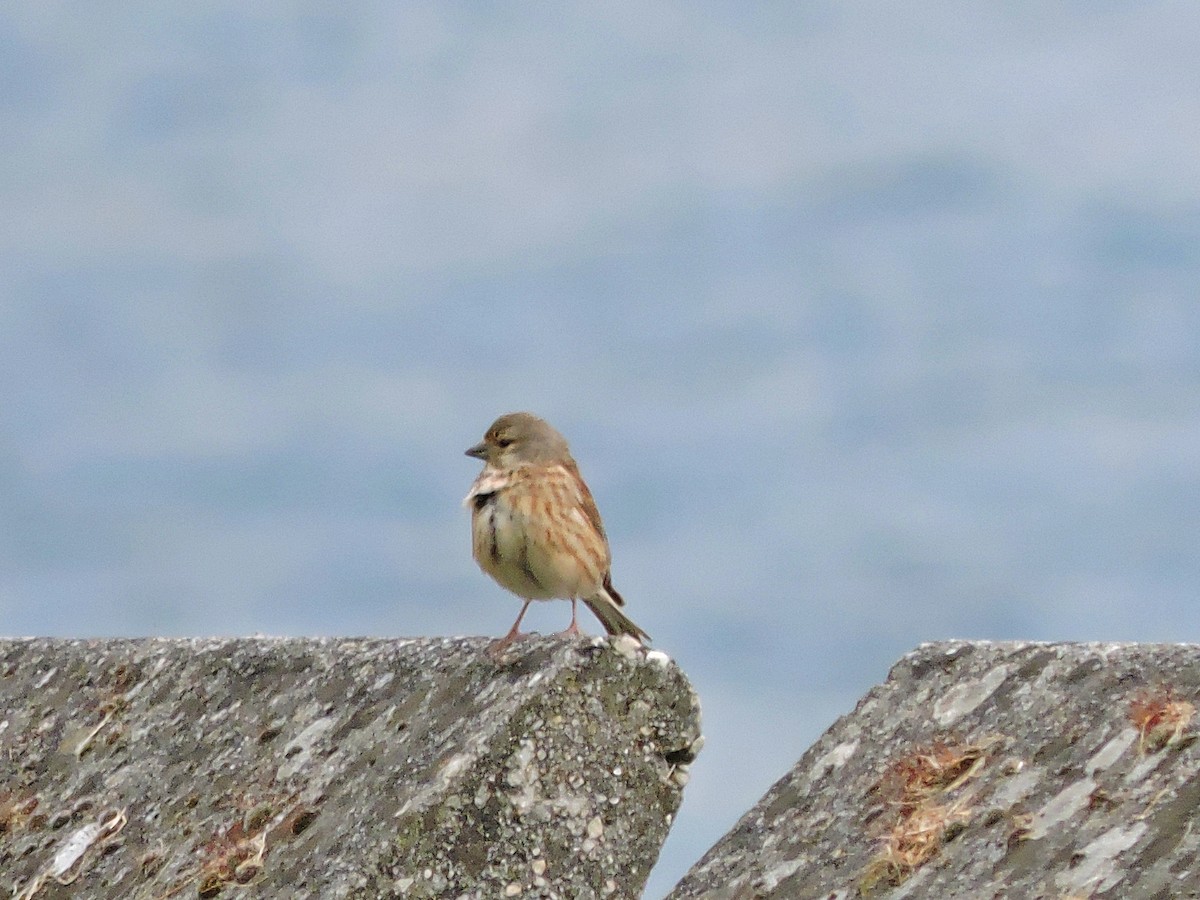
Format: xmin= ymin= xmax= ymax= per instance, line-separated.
xmin=552 ymin=619 xmax=584 ymax=640
xmin=488 ymin=628 xmax=532 ymax=661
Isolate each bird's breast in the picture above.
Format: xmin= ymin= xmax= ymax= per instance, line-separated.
xmin=467 ymin=465 xmax=606 ymax=601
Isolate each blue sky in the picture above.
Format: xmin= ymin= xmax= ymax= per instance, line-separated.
xmin=3 ymin=4 xmax=1200 ymax=894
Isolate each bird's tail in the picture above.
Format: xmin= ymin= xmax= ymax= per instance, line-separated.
xmin=584 ymin=575 xmax=651 ymax=643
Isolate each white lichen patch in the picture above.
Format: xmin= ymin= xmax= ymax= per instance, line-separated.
xmin=506 ymin=739 xmax=544 ymax=819
xmin=1123 ymin=749 xmax=1172 ymax=785
xmin=439 ymin=752 xmax=471 ymax=784
xmin=277 ymin=715 xmax=336 ymax=780
xmin=1087 ymin=728 xmax=1138 ymax=775
xmin=989 ymin=762 xmax=1043 ymax=811
xmin=1027 ymin=777 xmax=1096 ymax=840
xmin=371 ymin=672 xmax=395 ymax=691
xmin=933 ymin=665 xmax=1010 ymax=726
xmin=1054 ymin=822 xmax=1147 ymax=894
xmin=754 ymin=857 xmax=805 ymax=891
xmin=813 ymin=739 xmax=860 ymax=778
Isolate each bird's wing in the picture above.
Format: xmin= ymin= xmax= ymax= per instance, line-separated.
xmin=563 ymin=459 xmax=608 ymax=544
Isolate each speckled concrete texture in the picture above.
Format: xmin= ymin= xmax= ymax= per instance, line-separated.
xmin=0 ymin=636 xmax=701 ymax=899
xmin=669 ymin=641 xmax=1200 ymax=900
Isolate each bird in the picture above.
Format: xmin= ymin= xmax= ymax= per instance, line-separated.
xmin=463 ymin=412 xmax=650 ymax=649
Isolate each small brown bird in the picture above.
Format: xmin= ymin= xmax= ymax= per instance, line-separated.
xmin=464 ymin=412 xmax=650 ymax=647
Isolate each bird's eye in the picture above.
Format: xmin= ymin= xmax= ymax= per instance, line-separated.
xmin=496 ymin=438 xmax=513 ymax=448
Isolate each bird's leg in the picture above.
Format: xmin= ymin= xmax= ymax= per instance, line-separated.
xmin=555 ymin=599 xmax=583 ymax=638
xmin=490 ymin=600 xmax=533 ymax=657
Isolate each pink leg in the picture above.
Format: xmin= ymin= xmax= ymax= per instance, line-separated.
xmin=490 ymin=600 xmax=533 ymax=656
xmin=556 ymin=599 xmax=583 ymax=638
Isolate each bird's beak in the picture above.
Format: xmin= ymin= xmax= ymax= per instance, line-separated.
xmin=465 ymin=442 xmax=487 ymax=460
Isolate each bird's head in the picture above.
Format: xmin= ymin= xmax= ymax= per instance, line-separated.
xmin=465 ymin=412 xmax=571 ymax=468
